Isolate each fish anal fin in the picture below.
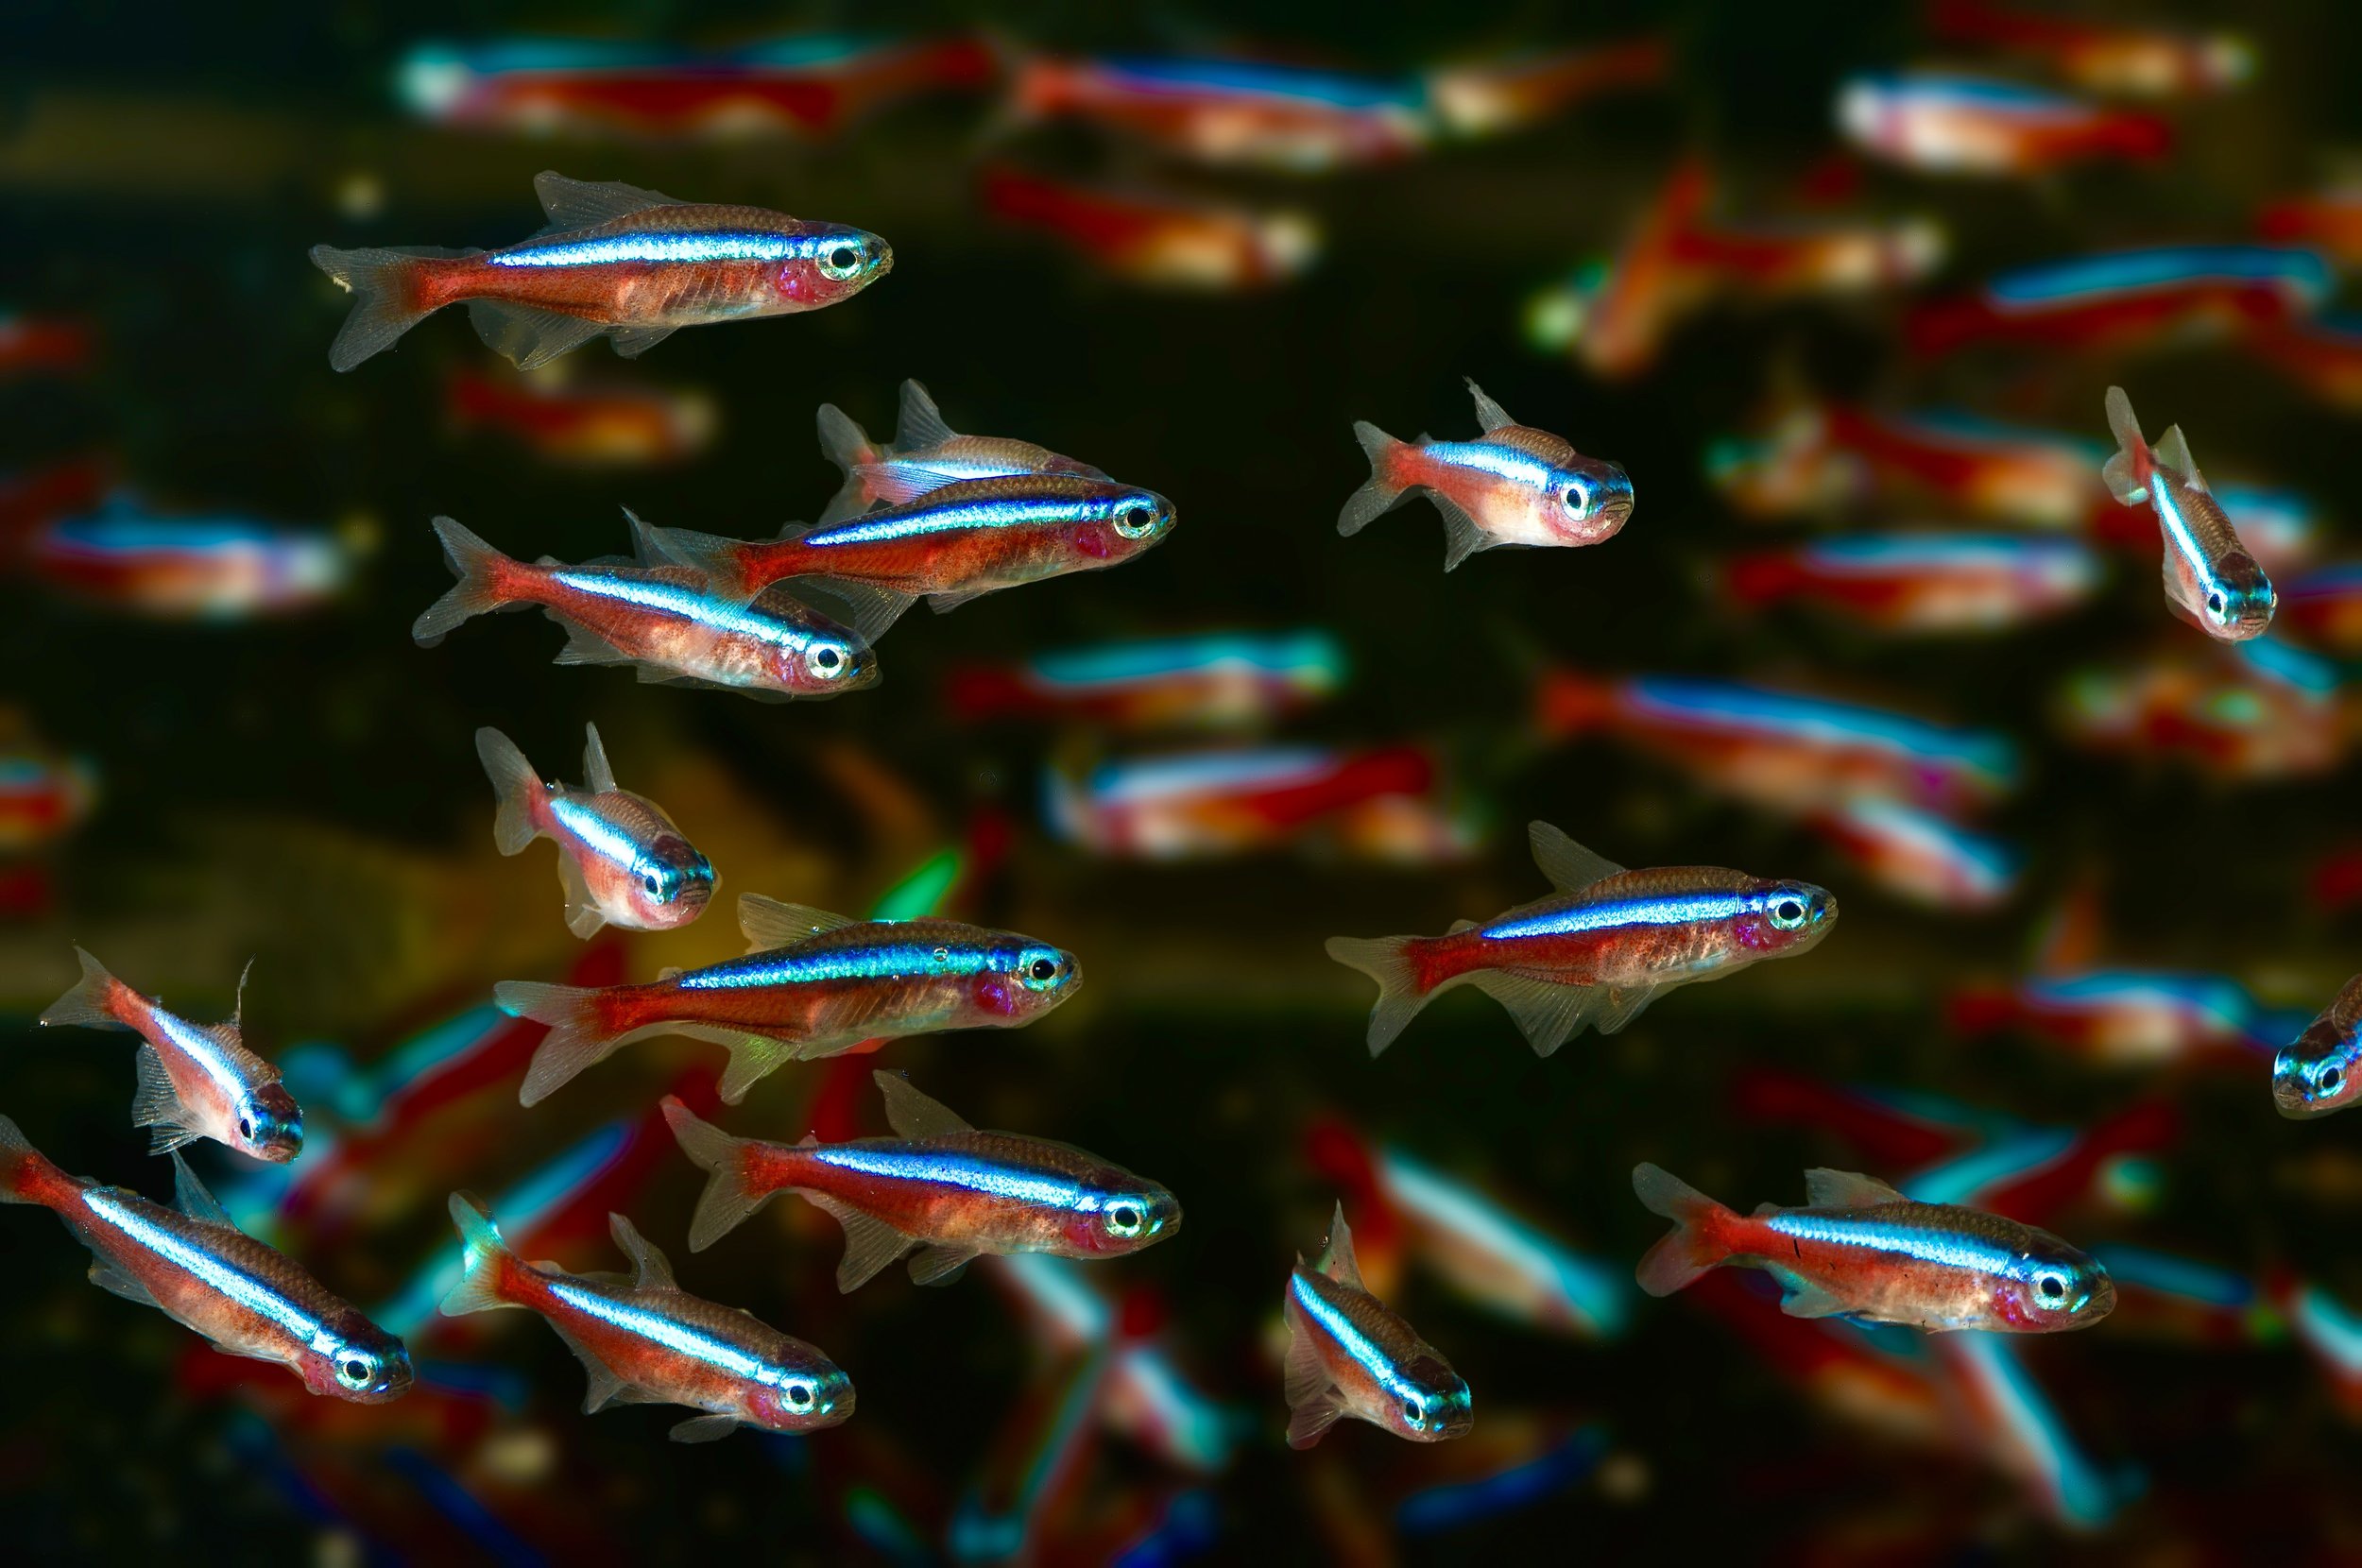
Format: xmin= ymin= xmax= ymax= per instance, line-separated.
xmin=608 ymin=324 xmax=677 ymax=360
xmin=1595 ymin=984 xmax=1660 ymax=1036
xmin=466 ymin=298 xmax=606 ymax=373
xmin=551 ymin=618 xmax=631 ymax=667
xmin=803 ymin=1190 xmax=915 ymax=1293
xmin=89 ymin=1258 xmax=162 ymax=1308
xmin=907 ymin=1244 xmax=977 ymax=1287
xmin=1287 ymin=1390 xmax=1346 ymax=1449
xmin=1772 ymin=1270 xmax=1848 ymax=1320
xmin=1434 ymin=493 xmax=1497 ymax=571
xmin=929 ymin=588 xmax=992 ymax=614
xmin=1467 ymin=970 xmax=1598 ymax=1057
xmin=671 ymin=1413 xmax=741 ymax=1443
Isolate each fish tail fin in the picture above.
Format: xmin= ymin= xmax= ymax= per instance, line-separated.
xmin=0 ymin=1114 xmax=75 ymax=1207
xmin=473 ymin=727 xmax=545 ymax=856
xmin=440 ymin=1191 xmax=523 ymax=1314
xmin=37 ymin=946 xmax=125 ymax=1030
xmin=309 ymin=245 xmax=439 ymax=372
xmin=501 ymin=981 xmax=625 ymax=1106
xmin=1323 ymin=934 xmax=1436 ymax=1057
xmin=1336 ymin=421 xmax=1413 ymax=537
xmin=2100 ymin=386 xmax=2152 ymax=505
xmin=413 ymin=516 xmax=519 ymax=646
xmin=660 ymin=1096 xmax=776 ymax=1251
xmin=1632 ymin=1162 xmax=1737 ymax=1297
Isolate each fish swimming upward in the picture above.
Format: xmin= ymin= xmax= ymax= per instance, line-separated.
xmin=440 ymin=1194 xmax=852 ymax=1442
xmin=501 ymin=893 xmax=1083 ymax=1105
xmin=1282 ymin=1202 xmax=1472 ymax=1448
xmin=39 ymin=948 xmax=302 ymax=1162
xmin=310 ymin=171 xmax=891 ymax=372
xmin=0 ymin=1116 xmax=411 ymax=1399
xmin=1632 ymin=1163 xmax=2115 ymax=1332
xmin=1326 ymin=821 xmax=1836 ymax=1057
xmin=661 ymin=1072 xmax=1179 ymax=1287
xmin=813 ymin=379 xmax=1108 ymax=526
xmin=1339 ymin=379 xmax=1634 ymax=571
xmin=476 ymin=724 xmax=714 ymax=938
xmin=2272 ymin=973 xmax=2362 ymax=1119
xmin=2100 ymin=385 xmax=2275 ymax=640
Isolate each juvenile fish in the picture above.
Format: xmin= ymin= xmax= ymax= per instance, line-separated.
xmin=440 ymin=1193 xmax=852 ymax=1442
xmin=500 ymin=893 xmax=1082 ymax=1105
xmin=311 ymin=171 xmax=890 ymax=372
xmin=1339 ymin=379 xmax=1633 ymax=571
xmin=814 ymin=379 xmax=1106 ymax=525
xmin=40 ymin=948 xmax=301 ymax=1162
xmin=1282 ymin=1202 xmax=1472 ymax=1448
xmin=2101 ymin=385 xmax=2275 ymax=640
xmin=661 ymin=1071 xmax=1179 ymax=1288
xmin=0 ymin=1116 xmax=410 ymax=1398
xmin=477 ymin=724 xmax=714 ymax=938
xmin=412 ymin=515 xmax=876 ymax=700
xmin=2272 ymin=974 xmax=2362 ymax=1119
xmin=1326 ymin=821 xmax=1835 ymax=1057
xmin=1632 ymin=1162 xmax=2114 ymax=1332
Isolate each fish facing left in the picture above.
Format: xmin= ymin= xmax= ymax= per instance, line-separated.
xmin=309 ymin=171 xmax=892 ymax=372
xmin=0 ymin=1116 xmax=411 ymax=1399
xmin=39 ymin=948 xmax=302 ymax=1162
xmin=1283 ymin=1202 xmax=1472 ymax=1449
xmin=440 ymin=1194 xmax=853 ymax=1442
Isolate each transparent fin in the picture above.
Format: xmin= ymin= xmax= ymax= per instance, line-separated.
xmin=475 ymin=726 xmax=543 ymax=856
xmin=533 ymin=171 xmax=680 ymax=230
xmin=581 ymin=723 xmax=618 ymax=794
xmin=1281 ymin=1298 xmax=1332 ymax=1406
xmin=308 ymin=245 xmax=444 ymax=372
xmin=815 ymin=401 xmax=880 ymax=474
xmin=1632 ymin=1163 xmax=1733 ymax=1297
xmin=608 ymin=1212 xmax=678 ymax=1291
xmin=467 ymin=298 xmax=605 ymax=372
xmin=1313 ymin=1202 xmax=1366 ymax=1291
xmin=738 ymin=894 xmax=859 ymax=950
xmin=89 ymin=1258 xmax=162 ymax=1308
xmin=553 ymin=619 xmax=631 ymax=666
xmin=440 ymin=1191 xmax=521 ymax=1315
xmin=170 ymin=1153 xmax=232 ymax=1228
xmin=129 ymin=1046 xmax=183 ymax=1130
xmin=145 ymin=1124 xmax=202 ymax=1156
xmin=1773 ymin=1271 xmax=1848 ymax=1320
xmin=1803 ymin=1168 xmax=1910 ymax=1209
xmin=797 ymin=578 xmax=918 ymax=643
xmin=907 ymin=1244 xmax=977 ymax=1287
xmin=873 ymin=1070 xmax=974 ymax=1138
xmin=1287 ymin=1390 xmax=1345 ymax=1449
xmin=804 ymin=1190 xmax=915 ymax=1293
xmin=1466 ymin=970 xmax=1598 ymax=1057
xmin=711 ymin=1034 xmax=796 ymax=1106
xmin=895 ymin=379 xmax=957 ymax=451
xmin=1594 ymin=985 xmax=1659 ymax=1036
xmin=852 ymin=462 xmax=974 ymax=506
xmin=2155 ymin=423 xmax=2206 ymax=490
xmin=609 ymin=324 xmax=677 ymax=360
xmin=1435 ymin=492 xmax=1497 ymax=572
xmin=1527 ymin=821 xmax=1625 ymax=893
xmin=2100 ymin=451 xmax=2148 ymax=506
xmin=928 ymin=588 xmax=991 ymax=614
xmin=557 ymin=853 xmax=606 ymax=939
xmin=671 ymin=1413 xmax=741 ymax=1443
xmin=660 ymin=1098 xmax=772 ymax=1253
xmin=1464 ymin=377 xmax=1517 ymax=433
xmin=413 ymin=517 xmax=519 ymax=646
xmin=1323 ymin=934 xmax=1434 ymax=1057
xmin=40 ymin=946 xmax=124 ymax=1030
xmin=1337 ymin=421 xmax=1411 ymax=537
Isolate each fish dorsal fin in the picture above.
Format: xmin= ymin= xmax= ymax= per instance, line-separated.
xmin=873 ymin=1070 xmax=974 ymax=1139
xmin=1465 ymin=377 xmax=1517 ymax=434
xmin=895 ymin=380 xmax=957 ymax=452
xmin=170 ymin=1153 xmax=233 ymax=1228
xmin=1446 ymin=918 xmax=1479 ymax=934
xmin=581 ymin=723 xmax=619 ymax=794
xmin=230 ymin=958 xmax=254 ymax=1033
xmin=738 ymin=894 xmax=859 ymax=952
xmin=607 ymin=1212 xmax=678 ymax=1291
xmin=533 ymin=172 xmax=681 ymax=231
xmin=856 ymin=461 xmax=978 ymax=506
xmin=1528 ymin=821 xmax=1625 ymax=893
xmin=2154 ymin=424 xmax=2208 ymax=492
xmin=1804 ymin=1167 xmax=1909 ymax=1209
xmin=1313 ymin=1202 xmax=1367 ymax=1290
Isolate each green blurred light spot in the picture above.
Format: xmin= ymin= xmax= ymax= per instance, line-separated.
xmin=869 ymin=849 xmax=961 ymax=921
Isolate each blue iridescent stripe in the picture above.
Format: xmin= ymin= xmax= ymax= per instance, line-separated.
xmin=550 ymin=796 xmax=640 ymax=874
xmin=677 ymin=937 xmax=1011 ymax=989
xmin=806 ymin=494 xmax=1112 ymax=548
xmin=547 ymin=570 xmax=827 ymax=652
xmin=1483 ymin=889 xmax=1751 ymax=941
xmin=491 ymin=231 xmax=828 ymax=269
xmin=812 ymin=1146 xmax=1093 ymax=1210
xmin=82 ymin=1192 xmax=336 ymax=1353
xmin=546 ymin=1277 xmax=774 ymax=1383
xmin=1292 ymin=1273 xmax=1415 ymax=1401
xmin=1419 ymin=441 xmax=1560 ymax=489
xmin=1765 ymin=1209 xmax=2016 ymax=1274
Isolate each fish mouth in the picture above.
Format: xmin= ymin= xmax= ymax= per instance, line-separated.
xmin=2273 ymin=1053 xmax=2338 ymax=1118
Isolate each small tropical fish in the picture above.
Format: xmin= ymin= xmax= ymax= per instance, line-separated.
xmin=26 ymin=500 xmax=361 ymax=621
xmin=627 ymin=472 xmax=1177 ymax=636
xmin=1836 ymin=71 xmax=2170 ymax=178
xmin=1282 ymin=1202 xmax=1471 ymax=1449
xmin=1721 ymin=533 xmax=2101 ymax=634
xmin=310 ymin=171 xmax=890 ymax=372
xmin=476 ymin=724 xmax=714 ymax=937
xmin=2100 ymin=386 xmax=2275 ymax=640
xmin=448 ymin=366 xmax=717 ymax=467
xmin=1949 ymin=967 xmax=2286 ymax=1068
xmin=411 ymin=515 xmax=876 ymax=700
xmin=1632 ymin=1163 xmax=2114 ymax=1332
xmin=813 ymin=378 xmax=1106 ymax=527
xmin=2272 ymin=975 xmax=2362 ymax=1119
xmin=439 ymin=1193 xmax=852 ymax=1441
xmin=1422 ymin=38 xmax=1669 ymax=138
xmin=0 ymin=1116 xmax=409 ymax=1398
xmin=0 ymin=717 xmax=97 ymax=854
xmin=1908 ymin=246 xmax=2332 ymax=358
xmin=1326 ymin=821 xmax=1836 ymax=1057
xmin=945 ymin=629 xmax=1346 ymax=731
xmin=1007 ymin=54 xmax=1430 ymax=172
xmin=500 ymin=893 xmax=1082 ymax=1105
xmin=2056 ymin=641 xmax=2343 ymax=782
xmin=660 ymin=1071 xmax=1180 ymax=1287
xmin=981 ymin=166 xmax=1319 ymax=293
xmin=1047 ymin=743 xmax=1453 ymax=862
xmin=1802 ymin=798 xmax=2022 ymax=912
xmin=1927 ymin=0 xmax=2253 ymax=98
xmin=1338 ymin=379 xmax=1633 ymax=571
xmin=39 ymin=948 xmax=301 ymax=1162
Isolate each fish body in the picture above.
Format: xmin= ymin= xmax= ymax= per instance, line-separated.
xmin=476 ymin=724 xmax=713 ymax=937
xmin=1803 ymin=798 xmax=2021 ymax=912
xmin=661 ymin=1072 xmax=1180 ymax=1288
xmin=1339 ymin=379 xmax=1633 ymax=571
xmin=1633 ymin=1163 xmax=2114 ymax=1332
xmin=1326 ymin=821 xmax=1835 ymax=1057
xmin=1724 ymin=533 xmax=2101 ymax=633
xmin=0 ymin=1117 xmax=409 ymax=1397
xmin=1048 ymin=743 xmax=1442 ymax=861
xmin=2272 ymin=975 xmax=2362 ymax=1118
xmin=39 ymin=948 xmax=301 ymax=1161
xmin=1837 ymin=71 xmax=2169 ymax=176
xmin=0 ymin=731 xmax=97 ymax=853
xmin=501 ymin=894 xmax=1081 ymax=1104
xmin=412 ymin=516 xmax=875 ymax=699
xmin=1909 ymin=245 xmax=2332 ymax=356
xmin=2099 ymin=386 xmax=2275 ymax=640
xmin=947 ymin=629 xmax=1345 ymax=730
xmin=1423 ymin=38 xmax=1669 ymax=137
xmin=1710 ymin=402 xmax=2097 ymax=527
xmin=1928 ymin=0 xmax=2252 ymax=98
xmin=440 ymin=1194 xmax=850 ymax=1440
xmin=813 ymin=379 xmax=1107 ymax=527
xmin=1948 ymin=968 xmax=2274 ymax=1065
xmin=2056 ymin=645 xmax=2342 ymax=781
xmin=448 ymin=367 xmax=716 ymax=466
xmin=982 ymin=166 xmax=1319 ymax=291
xmin=1282 ymin=1202 xmax=1471 ymax=1448
xmin=310 ymin=171 xmax=889 ymax=372
xmin=29 ymin=503 xmax=353 ymax=620
xmin=1009 ymin=55 xmax=1430 ymax=171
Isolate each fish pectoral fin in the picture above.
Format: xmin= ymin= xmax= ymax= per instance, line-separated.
xmin=555 ymin=1328 xmax=634 ymax=1414
xmin=1432 ymin=492 xmax=1497 ymax=572
xmin=170 ymin=1152 xmax=233 ymax=1227
xmin=906 ymin=1244 xmax=978 ymax=1287
xmin=1286 ymin=1389 xmax=1347 ymax=1450
xmin=551 ymin=618 xmax=632 ymax=667
xmin=608 ymin=324 xmax=677 ymax=360
xmin=1595 ymin=984 xmax=1660 ymax=1036
xmin=1281 ymin=1308 xmax=1332 ymax=1407
xmin=556 ymin=852 xmax=607 ymax=937
xmin=129 ymin=1045 xmax=184 ymax=1130
xmin=737 ymin=893 xmax=860 ymax=949
xmin=1772 ymin=1270 xmax=1848 ymax=1320
xmin=797 ymin=578 xmax=917 ymax=643
xmin=670 ymin=1413 xmax=742 ymax=1443
xmin=1802 ymin=1168 xmax=1911 ymax=1209
xmin=531 ymin=171 xmax=684 ymax=230
xmin=87 ymin=1258 xmax=162 ymax=1308
xmin=145 ymin=1124 xmax=201 ymax=1156
xmin=466 ymin=299 xmax=607 ymax=373
xmin=802 ymin=1191 xmax=916 ymax=1293
xmin=928 ymin=588 xmax=992 ymax=614
xmin=1466 ymin=970 xmax=1600 ymax=1058
xmin=1526 ymin=821 xmax=1626 ymax=893
xmin=872 ymin=1069 xmax=976 ymax=1138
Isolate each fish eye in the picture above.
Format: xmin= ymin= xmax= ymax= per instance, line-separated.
xmin=642 ymin=873 xmax=662 ymax=895
xmin=2207 ymin=591 xmax=2225 ymax=616
xmin=806 ymin=644 xmax=847 ymax=679
xmin=2320 ymin=1064 xmax=2345 ymax=1095
xmin=822 ymin=244 xmax=864 ymax=280
xmin=2034 ymin=1270 xmax=2068 ymax=1304
xmin=1106 ymin=1202 xmax=1144 ymax=1236
xmin=783 ymin=1380 xmax=814 ymax=1411
xmin=1030 ymin=958 xmax=1058 ymax=981
xmin=237 ymin=1116 xmax=253 ymax=1140
xmin=335 ymin=1351 xmax=378 ymax=1389
xmin=1401 ymin=1398 xmax=1424 ymax=1426
xmin=1562 ymin=478 xmax=1592 ymax=515
xmin=1771 ymin=897 xmax=1807 ymax=929
xmin=1112 ymin=503 xmax=1157 ymax=539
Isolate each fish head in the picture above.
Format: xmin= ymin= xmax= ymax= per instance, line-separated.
xmin=623 ymin=831 xmax=717 ymax=929
xmin=2199 ymin=553 xmax=2276 ymax=640
xmin=747 ymin=1357 xmax=856 ymax=1433
xmin=1065 ymin=1176 xmax=1182 ymax=1257
xmin=307 ymin=1321 xmax=414 ymax=1403
xmin=1379 ymin=1354 xmax=1474 ymax=1443
xmin=2273 ymin=1016 xmax=2362 ymax=1119
xmin=1552 ymin=457 xmax=1635 ymax=542
xmin=762 ymin=605 xmax=880 ymax=698
xmin=233 ymin=1083 xmax=305 ymax=1163
xmin=1074 ymin=485 xmax=1179 ymax=563
xmin=969 ymin=938 xmax=1083 ymax=1021
xmin=1737 ymin=878 xmax=1840 ymax=955
xmin=1991 ymin=1237 xmax=2115 ymax=1331
xmin=778 ymin=225 xmax=894 ymax=309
